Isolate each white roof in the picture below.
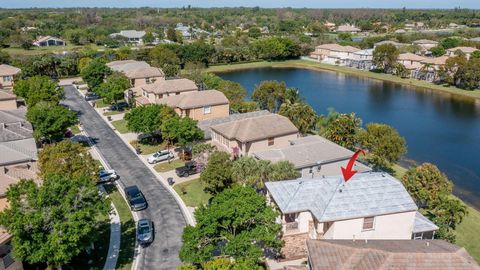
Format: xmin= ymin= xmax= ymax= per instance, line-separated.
xmin=413 ymin=211 xmax=439 ymax=233
xmin=114 ymin=30 xmax=146 ymax=39
xmin=266 ymin=172 xmax=418 ymax=222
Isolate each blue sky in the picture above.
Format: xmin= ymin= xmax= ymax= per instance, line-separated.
xmin=1 ymin=0 xmax=479 ymax=9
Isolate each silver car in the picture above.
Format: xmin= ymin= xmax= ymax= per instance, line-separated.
xmin=147 ymin=150 xmax=174 ymax=164
xmin=137 ymin=218 xmax=153 ymax=246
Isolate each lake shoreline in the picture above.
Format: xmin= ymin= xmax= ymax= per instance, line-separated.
xmin=207 ymin=59 xmax=480 ymax=101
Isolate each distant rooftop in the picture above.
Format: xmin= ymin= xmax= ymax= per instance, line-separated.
xmin=0 ymin=64 xmax=21 ymax=76
xmin=265 ymin=172 xmax=418 ymax=222
xmin=413 ymin=211 xmax=439 ymax=233
xmin=140 ymin=78 xmax=197 ymax=94
xmin=107 ymin=60 xmax=151 ymax=72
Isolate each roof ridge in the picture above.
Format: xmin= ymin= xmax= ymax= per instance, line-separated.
xmin=283 ymin=180 xmax=305 ymax=212
xmin=316 ymin=178 xmax=344 ymax=220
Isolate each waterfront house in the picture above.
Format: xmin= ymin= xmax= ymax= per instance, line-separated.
xmin=446 ymin=46 xmax=479 ymax=59
xmin=413 ymin=39 xmax=439 ymax=54
xmin=310 ymin=44 xmax=360 ymax=65
xmin=345 ymin=49 xmax=373 ymax=70
xmin=210 ymin=113 xmax=298 ymax=156
xmin=374 ymin=40 xmax=408 ymax=49
xmin=33 ymin=36 xmax=65 ymax=47
xmin=109 ymin=30 xmax=146 ymax=44
xmin=336 ymin=24 xmax=361 ymax=33
xmin=128 ymin=78 xmax=198 ymax=106
xmin=0 ymin=65 xmax=21 ymax=90
xmin=397 ymin=53 xmax=426 ymax=77
xmin=156 ymin=90 xmax=229 ymax=121
xmin=416 ymin=56 xmax=449 ymax=82
xmin=305 ymin=239 xmax=479 ymax=270
xmin=107 ymin=60 xmax=165 ymax=87
xmin=265 ymin=172 xmax=438 ymax=258
xmin=253 ymin=135 xmax=371 ymax=178
xmin=324 ymin=22 xmax=336 ymax=32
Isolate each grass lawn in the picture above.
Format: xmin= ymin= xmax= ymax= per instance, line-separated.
xmin=4 ymin=44 xmax=102 ymax=56
xmin=111 ymin=119 xmax=129 ymax=134
xmin=69 ymin=124 xmax=81 ymax=135
xmin=154 ymin=159 xmax=185 ymax=172
xmin=94 ymin=99 xmax=110 ymax=108
xmin=130 ymin=140 xmax=168 ymax=155
xmin=104 ymin=109 xmax=129 ymax=116
xmin=104 ymin=184 xmax=136 ymax=270
xmin=207 ymin=60 xmax=480 ymax=100
xmin=173 ymin=178 xmax=211 ymax=207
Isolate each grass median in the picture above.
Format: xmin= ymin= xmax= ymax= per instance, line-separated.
xmin=111 ymin=119 xmax=129 ymax=134
xmin=154 ymin=159 xmax=185 ymax=172
xmin=173 ymin=178 xmax=211 ymax=207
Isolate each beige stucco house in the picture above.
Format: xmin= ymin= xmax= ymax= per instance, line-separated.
xmin=0 ymin=65 xmax=21 ymax=90
xmin=107 ymin=60 xmax=165 ymax=87
xmin=210 ymin=113 xmax=299 ymax=156
xmin=265 ymin=172 xmax=438 ymax=259
xmin=156 ymin=90 xmax=229 ymax=121
xmin=0 ymin=92 xmax=17 ymax=110
xmin=446 ymin=46 xmax=479 ymax=59
xmin=397 ymin=53 xmax=426 ymax=76
xmin=310 ymin=44 xmax=360 ymax=65
xmin=412 ymin=39 xmax=439 ymax=53
xmin=131 ymin=78 xmax=198 ymax=105
xmin=416 ymin=56 xmax=449 ymax=82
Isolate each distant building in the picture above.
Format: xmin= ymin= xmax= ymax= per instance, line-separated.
xmin=109 ymin=30 xmax=147 ymax=44
xmin=446 ymin=46 xmax=479 ymax=59
xmin=397 ymin=53 xmax=426 ymax=77
xmin=415 ymin=56 xmax=449 ymax=82
xmin=345 ymin=49 xmax=374 ymax=70
xmin=310 ymin=44 xmax=360 ymax=65
xmin=413 ymin=39 xmax=439 ymax=52
xmin=336 ymin=24 xmax=361 ymax=33
xmin=404 ymin=22 xmax=426 ymax=31
xmin=107 ymin=60 xmax=165 ymax=87
xmin=175 ymin=23 xmax=210 ymax=40
xmin=0 ymin=64 xmax=21 ymax=90
xmin=374 ymin=40 xmax=409 ymax=49
xmin=394 ymin=29 xmax=407 ymax=34
xmin=33 ymin=36 xmax=65 ymax=47
xmin=324 ymin=22 xmax=336 ymax=31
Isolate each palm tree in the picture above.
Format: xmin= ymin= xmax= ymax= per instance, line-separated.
xmin=279 ymin=102 xmax=317 ymax=134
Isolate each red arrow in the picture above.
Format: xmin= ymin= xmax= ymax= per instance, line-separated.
xmin=341 ymin=149 xmax=365 ymax=182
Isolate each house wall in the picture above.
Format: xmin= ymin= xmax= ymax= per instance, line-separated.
xmin=183 ymin=104 xmax=229 ymax=121
xmin=143 ymin=88 xmax=197 ymax=104
xmin=398 ymin=59 xmax=424 ymax=70
xmin=0 ymin=99 xmax=17 ymax=110
xmin=0 ymin=75 xmax=15 ymax=89
xmin=282 ymin=211 xmax=313 ymax=234
xmin=132 ymin=76 xmax=165 ymax=87
xmin=323 ymin=211 xmax=416 ymax=240
xmin=243 ymin=132 xmax=298 ymax=156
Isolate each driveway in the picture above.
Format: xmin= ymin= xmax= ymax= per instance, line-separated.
xmin=62 ymin=85 xmax=186 ymax=270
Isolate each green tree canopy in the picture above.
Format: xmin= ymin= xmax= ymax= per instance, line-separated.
xmin=38 ymin=140 xmax=98 ymax=181
xmin=252 ymin=80 xmax=287 ymax=112
xmin=202 ymin=73 xmax=247 ymax=108
xmin=26 ymin=102 xmax=78 ymax=142
xmin=357 ymin=123 xmax=407 ymax=169
xmin=80 ymin=58 xmax=111 ymax=89
xmin=200 ymin=151 xmax=233 ymax=195
xmin=453 ymin=58 xmax=480 ymax=90
xmin=252 ymin=37 xmax=301 ymax=60
xmin=179 ymin=185 xmax=281 ymax=267
xmin=13 ymin=76 xmax=63 ymax=106
xmin=373 ymin=43 xmax=399 ymax=73
xmin=319 ymin=112 xmax=361 ymax=150
xmin=160 ymin=116 xmax=204 ymax=147
xmin=96 ymin=73 xmax=131 ymax=104
xmin=149 ymin=46 xmax=181 ymax=77
xmin=0 ymin=175 xmax=109 ymax=268
xmin=279 ymin=102 xmax=317 ymax=134
xmin=430 ymin=46 xmax=446 ymax=57
xmin=124 ymin=104 xmax=176 ymax=134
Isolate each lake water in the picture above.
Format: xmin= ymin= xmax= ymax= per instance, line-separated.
xmin=219 ymin=67 xmax=480 ymax=209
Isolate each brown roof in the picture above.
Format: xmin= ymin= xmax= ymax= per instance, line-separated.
xmin=316 ymin=44 xmax=360 ymax=53
xmin=142 ymin=78 xmax=198 ymax=94
xmin=0 ymin=91 xmax=16 ymax=101
xmin=447 ymin=46 xmax=478 ymax=54
xmin=34 ymin=35 xmax=64 ymax=43
xmin=421 ymin=56 xmax=449 ymax=66
xmin=211 ymin=113 xmax=298 ymax=143
xmin=0 ymin=225 xmax=11 ymax=245
xmin=124 ymin=66 xmax=164 ymax=79
xmin=398 ymin=53 xmax=426 ymax=62
xmin=307 ymin=239 xmax=480 ymax=270
xmin=156 ymin=90 xmax=229 ymax=109
xmin=0 ymin=64 xmax=21 ymax=76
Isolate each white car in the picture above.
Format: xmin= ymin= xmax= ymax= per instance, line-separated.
xmin=98 ymin=169 xmax=118 ymax=184
xmin=147 ymin=150 xmax=174 ymax=164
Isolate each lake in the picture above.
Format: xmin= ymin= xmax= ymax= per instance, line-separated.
xmin=218 ymin=67 xmax=480 ymax=209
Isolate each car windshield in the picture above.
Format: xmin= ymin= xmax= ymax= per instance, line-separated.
xmin=130 ymin=192 xmax=143 ymax=200
xmin=138 ymin=224 xmax=150 ymax=234
xmin=99 ymin=171 xmax=111 ymax=177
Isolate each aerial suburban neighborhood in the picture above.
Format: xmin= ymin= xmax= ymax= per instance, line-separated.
xmin=0 ymin=1 xmax=479 ymax=270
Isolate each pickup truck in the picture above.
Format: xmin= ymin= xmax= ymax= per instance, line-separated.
xmin=175 ymin=162 xmax=197 ymax=177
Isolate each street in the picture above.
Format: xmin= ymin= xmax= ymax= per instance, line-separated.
xmin=62 ymin=85 xmax=187 ymax=270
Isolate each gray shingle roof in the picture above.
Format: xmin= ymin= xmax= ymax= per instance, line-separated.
xmin=413 ymin=211 xmax=439 ymax=233
xmin=0 ymin=138 xmax=37 ymax=165
xmin=107 ymin=60 xmax=151 ymax=72
xmin=197 ymin=110 xmax=271 ymax=139
xmin=265 ymin=172 xmax=418 ymax=222
xmin=0 ymin=108 xmax=33 ymax=142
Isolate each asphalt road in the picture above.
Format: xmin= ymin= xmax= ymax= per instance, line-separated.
xmin=62 ymin=85 xmax=186 ymax=270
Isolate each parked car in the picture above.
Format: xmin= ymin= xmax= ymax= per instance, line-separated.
xmin=108 ymin=102 xmax=129 ymax=111
xmin=175 ymin=161 xmax=197 ymax=177
xmin=136 ymin=218 xmax=154 ymax=246
xmin=85 ymin=92 xmax=101 ymax=101
xmin=98 ymin=169 xmax=118 ymax=184
xmin=125 ymin=185 xmax=147 ymax=211
xmin=147 ymin=150 xmax=174 ymax=164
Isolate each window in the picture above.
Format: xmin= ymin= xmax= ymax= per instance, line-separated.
xmin=146 ymin=77 xmax=151 ymax=84
xmin=268 ymin=137 xmax=274 ymax=146
xmin=203 ymin=106 xmax=211 ymax=114
xmin=3 ymin=76 xmax=12 ymax=82
xmin=362 ymin=217 xmax=375 ymax=230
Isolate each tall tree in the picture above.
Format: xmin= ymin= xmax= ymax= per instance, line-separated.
xmin=160 ymin=116 xmax=204 ymax=147
xmin=96 ymin=73 xmax=131 ymax=104
xmin=373 ymin=43 xmax=399 ymax=73
xmin=279 ymin=102 xmax=317 ymax=134
xmin=124 ymin=104 xmax=176 ymax=135
xmin=200 ymin=151 xmax=233 ymax=195
xmin=13 ymin=76 xmax=63 ymax=106
xmin=26 ymin=102 xmax=78 ymax=142
xmin=81 ymin=58 xmax=111 ymax=90
xmin=319 ymin=112 xmax=361 ymax=150
xmin=180 ymin=185 xmax=281 ymax=267
xmin=0 ymin=175 xmax=109 ymax=268
xmin=149 ymin=46 xmax=181 ymax=77
xmin=252 ymin=80 xmax=287 ymax=112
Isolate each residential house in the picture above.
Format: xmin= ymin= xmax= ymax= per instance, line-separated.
xmin=470 ymin=37 xmax=480 ymax=43
xmin=310 ymin=44 xmax=360 ymax=65
xmin=260 ymin=26 xmax=269 ymax=34
xmin=0 ymin=92 xmax=17 ymax=111
xmin=0 ymin=228 xmax=23 ymax=270
xmin=107 ymin=60 xmax=165 ymax=87
xmin=413 ymin=39 xmax=439 ymax=54
xmin=210 ymin=113 xmax=299 ymax=156
xmin=33 ymin=36 xmax=65 ymax=47
xmin=416 ymin=56 xmax=449 ymax=82
xmin=253 ymin=135 xmax=371 ymax=178
xmin=336 ymin=24 xmax=361 ymax=33
xmin=404 ymin=22 xmax=426 ymax=31
xmin=128 ymin=78 xmax=198 ymax=106
xmin=397 ymin=53 xmax=426 ymax=77
xmin=323 ymin=22 xmax=336 ymax=32
xmin=394 ymin=29 xmax=407 ymax=34
xmin=156 ymin=90 xmax=229 ymax=121
xmin=345 ymin=49 xmax=373 ymax=70
xmin=446 ymin=46 xmax=479 ymax=59
xmin=374 ymin=40 xmax=408 ymax=49
xmin=265 ymin=172 xmax=438 ymax=258
xmin=109 ymin=30 xmax=146 ymax=44
xmin=0 ymin=65 xmax=21 ymax=90
xmin=175 ymin=23 xmax=210 ymax=40
xmin=306 ymin=239 xmax=479 ymax=270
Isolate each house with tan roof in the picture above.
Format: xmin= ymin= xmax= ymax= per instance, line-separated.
xmin=0 ymin=92 xmax=17 ymax=110
xmin=374 ymin=40 xmax=409 ymax=49
xmin=265 ymin=172 xmax=438 ymax=259
xmin=415 ymin=56 xmax=450 ymax=82
xmin=345 ymin=49 xmax=373 ymax=70
xmin=107 ymin=60 xmax=165 ymax=87
xmin=446 ymin=46 xmax=479 ymax=59
xmin=210 ymin=113 xmax=298 ymax=156
xmin=33 ymin=36 xmax=65 ymax=47
xmin=305 ymin=239 xmax=479 ymax=270
xmin=129 ymin=78 xmax=198 ymax=106
xmin=156 ymin=90 xmax=229 ymax=121
xmin=310 ymin=44 xmax=360 ymax=65
xmin=397 ymin=53 xmax=426 ymax=76
xmin=0 ymin=64 xmax=21 ymax=90
xmin=336 ymin=24 xmax=361 ymax=33
xmin=412 ymin=39 xmax=439 ymax=52
xmin=253 ymin=135 xmax=371 ymax=178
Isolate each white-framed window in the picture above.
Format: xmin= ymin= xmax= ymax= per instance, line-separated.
xmin=362 ymin=216 xmax=375 ymax=231
xmin=203 ymin=106 xmax=211 ymax=114
xmin=3 ymin=76 xmax=12 ymax=82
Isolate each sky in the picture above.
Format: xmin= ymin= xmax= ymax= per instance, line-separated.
xmin=1 ymin=0 xmax=479 ymax=9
